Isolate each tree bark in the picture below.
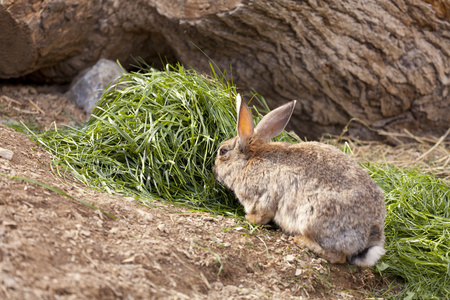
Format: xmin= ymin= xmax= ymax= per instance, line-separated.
xmin=1 ymin=0 xmax=449 ymax=139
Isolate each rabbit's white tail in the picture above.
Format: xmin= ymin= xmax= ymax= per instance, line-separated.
xmin=349 ymin=246 xmax=385 ymax=267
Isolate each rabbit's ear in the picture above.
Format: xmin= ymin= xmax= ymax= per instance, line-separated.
xmin=254 ymin=100 xmax=296 ymax=142
xmin=236 ymin=94 xmax=254 ymax=147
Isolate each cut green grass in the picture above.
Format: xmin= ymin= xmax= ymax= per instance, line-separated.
xmin=365 ymin=164 xmax=450 ymax=299
xmin=26 ymin=63 xmax=296 ymax=217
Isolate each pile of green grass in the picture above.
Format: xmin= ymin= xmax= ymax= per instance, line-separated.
xmin=30 ymin=63 xmax=294 ymax=215
xmin=365 ymin=164 xmax=450 ymax=299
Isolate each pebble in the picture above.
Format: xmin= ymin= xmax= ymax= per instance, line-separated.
xmin=0 ymin=147 xmax=13 ymax=160
xmin=157 ymin=223 xmax=166 ymax=233
xmin=285 ymin=254 xmax=296 ymax=262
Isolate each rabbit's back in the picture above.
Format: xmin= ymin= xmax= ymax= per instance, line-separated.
xmin=237 ymin=141 xmax=385 ymax=255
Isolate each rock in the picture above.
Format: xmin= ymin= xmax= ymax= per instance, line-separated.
xmin=285 ymin=254 xmax=296 ymax=262
xmin=65 ymin=59 xmax=124 ymax=115
xmin=0 ymin=147 xmax=14 ymax=160
xmin=157 ymin=223 xmax=166 ymax=233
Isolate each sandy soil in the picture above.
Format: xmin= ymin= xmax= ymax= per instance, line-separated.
xmin=0 ymin=84 xmax=391 ymax=299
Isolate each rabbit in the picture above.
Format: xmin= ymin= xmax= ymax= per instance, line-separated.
xmin=213 ymin=94 xmax=386 ymax=267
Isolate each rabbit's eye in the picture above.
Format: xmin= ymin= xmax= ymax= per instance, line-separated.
xmin=219 ymin=148 xmax=228 ymax=156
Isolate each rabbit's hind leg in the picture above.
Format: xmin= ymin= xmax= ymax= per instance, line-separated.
xmin=294 ymin=235 xmax=346 ymax=264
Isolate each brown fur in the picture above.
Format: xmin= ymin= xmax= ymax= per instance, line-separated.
xmin=213 ymin=97 xmax=386 ymax=266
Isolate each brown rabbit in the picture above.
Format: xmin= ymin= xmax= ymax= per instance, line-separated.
xmin=213 ymin=94 xmax=386 ymax=267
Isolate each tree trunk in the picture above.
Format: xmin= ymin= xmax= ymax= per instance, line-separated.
xmin=1 ymin=0 xmax=449 ymax=139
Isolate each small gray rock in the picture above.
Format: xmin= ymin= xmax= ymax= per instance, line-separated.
xmin=66 ymin=59 xmax=124 ymax=115
xmin=0 ymin=147 xmax=14 ymax=160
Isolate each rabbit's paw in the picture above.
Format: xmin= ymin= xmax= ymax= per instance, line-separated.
xmin=245 ymin=213 xmax=273 ymax=225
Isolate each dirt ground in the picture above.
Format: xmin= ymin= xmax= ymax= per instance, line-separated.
xmin=0 ymin=84 xmax=395 ymax=299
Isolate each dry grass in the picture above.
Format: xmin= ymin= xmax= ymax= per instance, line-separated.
xmin=325 ymin=124 xmax=450 ymax=182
